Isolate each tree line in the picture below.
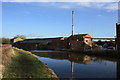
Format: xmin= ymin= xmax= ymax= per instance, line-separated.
xmin=0 ymin=35 xmax=26 ymax=44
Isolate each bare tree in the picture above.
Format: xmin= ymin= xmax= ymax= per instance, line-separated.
xmin=14 ymin=35 xmax=26 ymax=39
xmin=1 ymin=38 xmax=10 ymax=44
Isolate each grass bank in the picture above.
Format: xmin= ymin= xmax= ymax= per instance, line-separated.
xmin=2 ymin=45 xmax=58 ymax=78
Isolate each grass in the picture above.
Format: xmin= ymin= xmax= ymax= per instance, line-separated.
xmin=2 ymin=46 xmax=58 ymax=78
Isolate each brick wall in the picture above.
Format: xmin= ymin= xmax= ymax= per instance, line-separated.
xmin=69 ymin=40 xmax=84 ymax=50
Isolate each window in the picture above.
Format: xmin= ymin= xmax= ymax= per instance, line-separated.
xmin=86 ymin=40 xmax=88 ymax=42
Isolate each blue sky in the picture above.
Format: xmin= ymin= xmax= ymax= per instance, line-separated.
xmin=2 ymin=2 xmax=118 ymax=38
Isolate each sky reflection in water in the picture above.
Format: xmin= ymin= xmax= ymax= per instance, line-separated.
xmin=32 ymin=50 xmax=117 ymax=78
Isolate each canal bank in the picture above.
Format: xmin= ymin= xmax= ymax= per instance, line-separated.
xmin=2 ymin=45 xmax=58 ymax=78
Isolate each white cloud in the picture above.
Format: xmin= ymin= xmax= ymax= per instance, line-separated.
xmin=59 ymin=5 xmax=71 ymax=9
xmin=104 ymin=3 xmax=118 ymax=10
xmin=77 ymin=2 xmax=118 ymax=10
xmin=2 ymin=0 xmax=119 ymax=11
xmin=2 ymin=0 xmax=120 ymax=2
xmin=26 ymin=33 xmax=43 ymax=37
xmin=77 ymin=2 xmax=91 ymax=7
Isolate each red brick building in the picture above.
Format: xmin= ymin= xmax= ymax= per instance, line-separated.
xmin=11 ymin=34 xmax=92 ymax=51
xmin=47 ymin=37 xmax=68 ymax=50
xmin=12 ymin=37 xmax=68 ymax=50
xmin=116 ymin=23 xmax=120 ymax=52
xmin=68 ymin=34 xmax=92 ymax=51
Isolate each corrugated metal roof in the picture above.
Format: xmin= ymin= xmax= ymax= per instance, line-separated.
xmin=68 ymin=34 xmax=88 ymax=38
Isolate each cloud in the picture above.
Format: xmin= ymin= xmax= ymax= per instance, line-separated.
xmin=77 ymin=2 xmax=118 ymax=10
xmin=59 ymin=5 xmax=71 ymax=9
xmin=2 ymin=0 xmax=120 ymax=2
xmin=55 ymin=2 xmax=118 ymax=11
xmin=77 ymin=2 xmax=91 ymax=7
xmin=50 ymin=2 xmax=118 ymax=11
xmin=26 ymin=33 xmax=43 ymax=37
xmin=2 ymin=0 xmax=119 ymax=11
xmin=104 ymin=3 xmax=118 ymax=10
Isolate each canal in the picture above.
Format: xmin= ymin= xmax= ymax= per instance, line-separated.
xmin=31 ymin=50 xmax=120 ymax=78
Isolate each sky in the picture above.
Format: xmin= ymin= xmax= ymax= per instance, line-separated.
xmin=2 ymin=1 xmax=119 ymax=39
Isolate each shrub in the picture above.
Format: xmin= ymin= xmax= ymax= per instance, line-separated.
xmin=1 ymin=38 xmax=10 ymax=44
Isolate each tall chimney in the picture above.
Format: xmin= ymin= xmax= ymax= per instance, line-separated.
xmin=72 ymin=11 xmax=74 ymax=36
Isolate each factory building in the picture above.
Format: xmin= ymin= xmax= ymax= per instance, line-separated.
xmin=12 ymin=37 xmax=68 ymax=50
xmin=11 ymin=11 xmax=92 ymax=51
xmin=68 ymin=34 xmax=92 ymax=51
xmin=68 ymin=11 xmax=92 ymax=50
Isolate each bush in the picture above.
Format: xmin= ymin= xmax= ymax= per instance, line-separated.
xmin=1 ymin=38 xmax=10 ymax=44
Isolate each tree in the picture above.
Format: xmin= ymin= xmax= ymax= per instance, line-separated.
xmin=97 ymin=40 xmax=103 ymax=46
xmin=1 ymin=38 xmax=10 ymax=44
xmin=14 ymin=35 xmax=26 ymax=39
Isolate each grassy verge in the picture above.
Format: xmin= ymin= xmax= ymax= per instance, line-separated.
xmin=2 ymin=46 xmax=58 ymax=78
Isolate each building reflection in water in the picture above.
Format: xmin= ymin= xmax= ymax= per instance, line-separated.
xmin=70 ymin=55 xmax=91 ymax=79
xmin=32 ymin=51 xmax=117 ymax=78
xmin=33 ymin=51 xmax=92 ymax=65
xmin=83 ymin=55 xmax=91 ymax=64
xmin=71 ymin=61 xmax=74 ymax=79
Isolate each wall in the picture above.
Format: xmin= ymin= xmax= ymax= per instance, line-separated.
xmin=12 ymin=38 xmax=68 ymax=50
xmin=13 ymin=43 xmax=37 ymax=50
xmin=116 ymin=23 xmax=120 ymax=52
xmin=69 ymin=40 xmax=84 ymax=51
xmin=84 ymin=35 xmax=92 ymax=48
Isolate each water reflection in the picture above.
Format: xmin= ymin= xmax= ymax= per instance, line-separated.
xmin=32 ymin=50 xmax=117 ymax=78
xmin=32 ymin=51 xmax=93 ymax=64
xmin=71 ymin=61 xmax=74 ymax=79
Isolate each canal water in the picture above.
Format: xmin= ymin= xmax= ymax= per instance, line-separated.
xmin=31 ymin=50 xmax=120 ymax=78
